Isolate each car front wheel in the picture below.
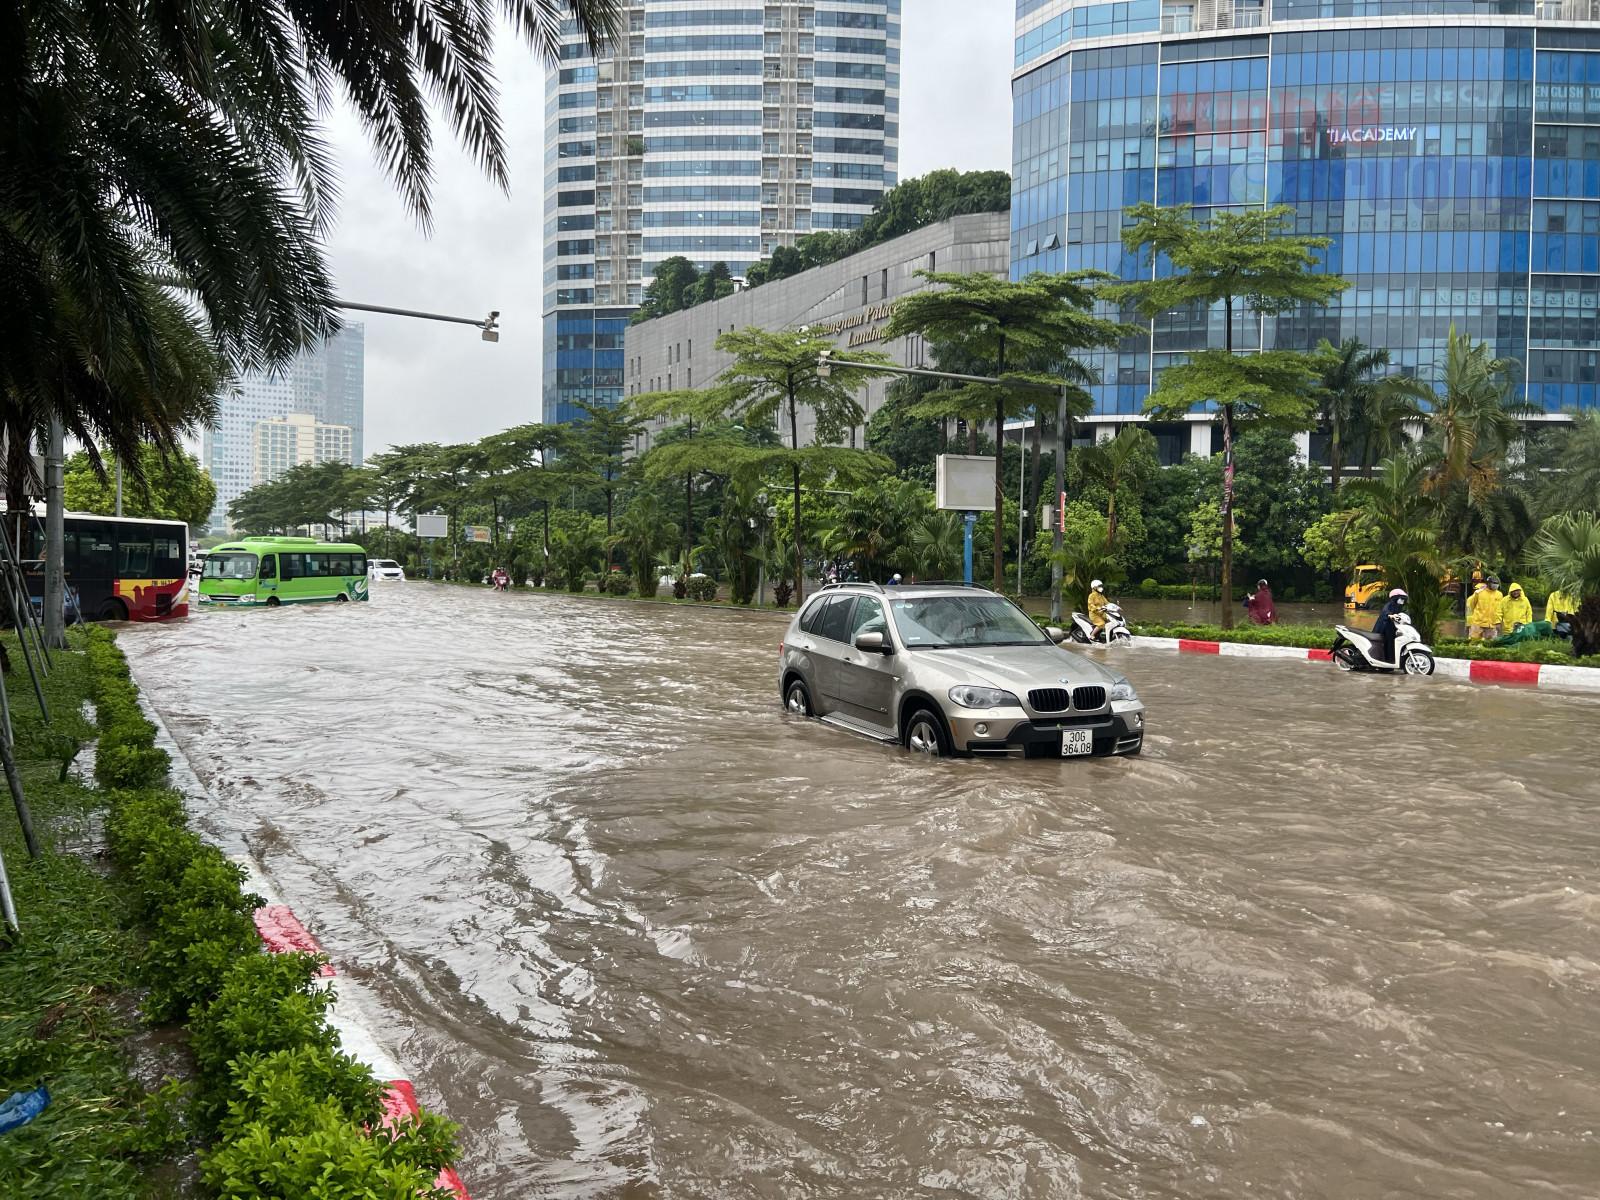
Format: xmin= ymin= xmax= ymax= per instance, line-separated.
xmin=903 ymin=707 xmax=951 ymax=757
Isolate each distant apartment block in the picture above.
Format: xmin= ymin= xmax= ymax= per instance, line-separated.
xmin=204 ymin=323 xmax=364 ymax=531
xmin=250 ymin=412 xmax=355 ymax=488
xmin=544 ymin=1 xmax=904 ymax=424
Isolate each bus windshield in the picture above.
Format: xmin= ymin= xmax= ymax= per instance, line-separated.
xmin=203 ymin=552 xmax=259 ymax=581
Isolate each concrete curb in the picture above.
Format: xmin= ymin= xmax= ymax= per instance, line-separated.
xmin=129 ymin=683 xmax=472 ymax=1198
xmin=1130 ymin=635 xmax=1600 ymax=691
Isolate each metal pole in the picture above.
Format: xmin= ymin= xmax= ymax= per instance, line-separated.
xmin=1051 ymin=386 xmax=1067 ymax=623
xmin=1016 ymin=413 xmax=1027 ymax=597
xmin=0 ymin=836 xmax=18 ymax=933
xmin=962 ymin=513 xmax=976 ymax=585
xmin=43 ymin=417 xmax=66 ymax=650
xmin=115 ymin=460 xmax=123 ymax=517
xmin=0 ymin=679 xmax=41 ymax=859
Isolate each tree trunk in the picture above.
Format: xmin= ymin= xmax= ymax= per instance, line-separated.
xmin=1025 ymin=407 xmax=1045 ymax=552
xmin=790 ymin=389 xmax=805 ymax=605
xmin=991 ymin=336 xmax=1007 ymax=593
xmin=604 ymin=477 xmax=615 ymax=570
xmin=1329 ymin=420 xmax=1344 ymax=494
xmin=1050 ymin=387 xmax=1067 ymax=623
xmin=1219 ymin=297 xmax=1235 ymax=632
xmin=44 ymin=416 xmax=66 ymax=647
xmin=683 ymin=473 xmax=693 ymax=571
xmin=542 ymin=499 xmax=551 ymax=585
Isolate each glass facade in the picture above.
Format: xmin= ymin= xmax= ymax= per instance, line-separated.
xmin=1012 ymin=4 xmax=1600 ymax=417
xmin=543 ymin=1 xmax=902 ymax=423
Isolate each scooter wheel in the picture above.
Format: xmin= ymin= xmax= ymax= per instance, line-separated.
xmin=1402 ymin=649 xmax=1435 ymax=676
xmin=1333 ymin=646 xmax=1362 ymax=672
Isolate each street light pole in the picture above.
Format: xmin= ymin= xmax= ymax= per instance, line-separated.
xmin=1051 ymin=386 xmax=1068 ymax=623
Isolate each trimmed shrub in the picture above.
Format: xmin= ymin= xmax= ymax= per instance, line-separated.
xmin=686 ymin=575 xmax=718 ymax=602
xmin=603 ymin=573 xmax=630 ymax=596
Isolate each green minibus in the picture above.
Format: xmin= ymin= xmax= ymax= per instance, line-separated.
xmin=198 ymin=537 xmax=369 ymax=608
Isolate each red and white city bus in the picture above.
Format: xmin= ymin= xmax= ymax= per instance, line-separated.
xmin=13 ymin=511 xmax=191 ymax=622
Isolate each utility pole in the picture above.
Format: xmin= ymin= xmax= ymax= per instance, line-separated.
xmin=1051 ymin=386 xmax=1067 ymax=623
xmin=43 ymin=417 xmax=66 ymax=648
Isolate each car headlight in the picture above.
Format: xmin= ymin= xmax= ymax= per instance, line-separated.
xmin=1109 ymin=681 xmax=1138 ymax=702
xmin=947 ymin=685 xmax=1020 ymax=709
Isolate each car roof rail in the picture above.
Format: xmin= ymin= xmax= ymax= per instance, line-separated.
xmin=912 ymin=580 xmax=995 ymax=591
xmin=818 ymin=581 xmax=884 ymax=593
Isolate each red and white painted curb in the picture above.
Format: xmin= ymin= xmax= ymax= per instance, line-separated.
xmin=131 ymin=689 xmax=471 ymax=1198
xmin=1134 ymin=635 xmax=1600 ymax=691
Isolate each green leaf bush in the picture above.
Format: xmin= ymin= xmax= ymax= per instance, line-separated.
xmin=82 ymin=628 xmax=461 ymax=1192
xmin=685 ymin=575 xmax=718 ymax=602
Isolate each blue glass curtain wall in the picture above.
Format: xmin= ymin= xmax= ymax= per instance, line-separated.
xmin=1011 ymin=23 xmax=1600 ymax=410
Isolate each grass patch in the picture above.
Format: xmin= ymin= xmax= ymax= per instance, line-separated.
xmin=0 ymin=632 xmax=182 ymax=1198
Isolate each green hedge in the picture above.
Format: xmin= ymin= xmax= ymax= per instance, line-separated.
xmin=83 ymin=628 xmax=459 ymax=1197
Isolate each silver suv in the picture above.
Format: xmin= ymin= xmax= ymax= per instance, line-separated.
xmin=779 ymin=582 xmax=1145 ymax=758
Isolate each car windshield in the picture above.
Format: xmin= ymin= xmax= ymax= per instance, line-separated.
xmin=890 ymin=594 xmax=1049 ymax=649
xmin=376 ymin=561 xmax=398 ymax=569
xmin=202 ymin=552 xmax=258 ymax=581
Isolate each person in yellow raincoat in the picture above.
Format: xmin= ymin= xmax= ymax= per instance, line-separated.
xmin=1087 ymin=578 xmax=1109 ymax=640
xmin=1466 ymin=581 xmax=1498 ymax=640
xmin=1546 ymin=588 xmax=1578 ymax=624
xmin=1501 ymin=582 xmax=1534 ymax=634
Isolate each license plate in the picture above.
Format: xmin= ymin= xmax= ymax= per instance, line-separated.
xmin=1061 ymin=729 xmax=1094 ymax=757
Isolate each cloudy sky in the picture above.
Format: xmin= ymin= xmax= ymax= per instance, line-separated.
xmin=316 ymin=4 xmax=1013 ymax=457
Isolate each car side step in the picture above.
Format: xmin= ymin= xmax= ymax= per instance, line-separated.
xmin=819 ymin=713 xmax=898 ymax=744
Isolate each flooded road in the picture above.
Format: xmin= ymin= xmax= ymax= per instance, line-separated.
xmin=123 ymin=586 xmax=1600 ymax=1198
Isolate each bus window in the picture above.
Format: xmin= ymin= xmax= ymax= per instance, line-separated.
xmin=258 ymin=555 xmax=276 ymax=580
xmin=154 ymin=536 xmax=184 ymax=577
xmin=119 ymin=539 xmax=153 ymax=577
xmin=202 ymin=552 xmax=258 ymax=580
xmin=279 ymin=553 xmax=303 ymax=580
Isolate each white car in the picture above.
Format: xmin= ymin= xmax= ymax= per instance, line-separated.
xmin=368 ymin=558 xmax=406 ymax=581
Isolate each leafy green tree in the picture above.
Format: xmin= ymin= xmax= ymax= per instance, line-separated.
xmin=1051 ymin=503 xmax=1121 ymax=614
xmin=908 ymin=511 xmax=965 ymax=580
xmin=695 ymin=261 xmax=736 ymax=305
xmin=632 ymin=256 xmax=702 ymax=323
xmin=571 ymin=400 xmax=646 ymax=561
xmin=864 ymin=395 xmax=944 ymax=482
xmin=64 ymin=446 xmax=217 ymax=530
xmin=1300 ymin=509 xmax=1379 ymax=578
xmin=882 ymin=270 xmax=1132 ymax=591
xmin=548 ymin=511 xmax=603 ymax=593
xmin=1107 ymin=202 xmax=1350 ymax=627
xmin=710 ymin=327 xmax=893 ymax=602
xmin=1529 ymin=511 xmax=1600 ymax=656
xmin=1230 ymin=428 xmax=1332 ymax=589
xmin=820 ymin=478 xmax=929 ymax=582
xmin=608 ymin=494 xmax=678 ymax=597
xmin=1312 ymin=338 xmax=1430 ymax=490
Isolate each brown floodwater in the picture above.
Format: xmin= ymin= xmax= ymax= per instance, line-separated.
xmin=121 ymin=586 xmax=1600 ymax=1198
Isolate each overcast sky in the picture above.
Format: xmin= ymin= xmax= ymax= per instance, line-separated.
xmin=315 ymin=4 xmax=1014 ymax=458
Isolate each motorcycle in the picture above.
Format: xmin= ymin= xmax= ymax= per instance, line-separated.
xmin=1068 ymin=603 xmax=1132 ymax=645
xmin=1331 ymin=612 xmax=1435 ymax=675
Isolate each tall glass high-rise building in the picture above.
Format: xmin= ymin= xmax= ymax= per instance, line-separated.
xmin=1011 ymin=0 xmax=1600 ymax=448
xmin=544 ymin=1 xmax=902 ymax=424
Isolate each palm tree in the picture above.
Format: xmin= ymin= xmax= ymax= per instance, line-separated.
xmin=1529 ymin=511 xmax=1600 ymax=657
xmin=820 ymin=479 xmax=927 ymax=582
xmin=1422 ymin=326 xmax=1524 ymax=499
xmin=1072 ymin=426 xmax=1157 ymax=546
xmin=608 ymin=495 xmax=678 ymax=598
xmin=1312 ymin=338 xmax=1430 ymax=490
xmin=1343 ymin=454 xmax=1449 ymax=641
xmin=909 ymin=512 xmax=965 ymax=580
xmin=1532 ymin=411 xmax=1600 ymax=517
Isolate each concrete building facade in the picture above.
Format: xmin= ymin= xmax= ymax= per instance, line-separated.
xmin=624 ymin=211 xmax=1011 ymax=445
xmin=203 ymin=324 xmax=364 ymax=531
xmin=544 ymin=1 xmax=903 ymax=426
xmin=249 ymin=412 xmax=355 ymax=489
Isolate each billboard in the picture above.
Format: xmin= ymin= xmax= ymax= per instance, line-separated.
xmin=416 ymin=513 xmax=448 ymax=539
xmin=936 ymin=454 xmax=994 ymax=511
xmin=464 ymin=525 xmax=491 ymax=544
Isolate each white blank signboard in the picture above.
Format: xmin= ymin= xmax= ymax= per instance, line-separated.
xmin=936 ymin=454 xmax=993 ymax=511
xmin=416 ymin=513 xmax=449 ymax=539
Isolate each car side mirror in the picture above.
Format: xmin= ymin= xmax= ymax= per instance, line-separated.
xmin=853 ymin=631 xmax=890 ymax=654
xmin=1045 ymin=626 xmax=1067 ymax=644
